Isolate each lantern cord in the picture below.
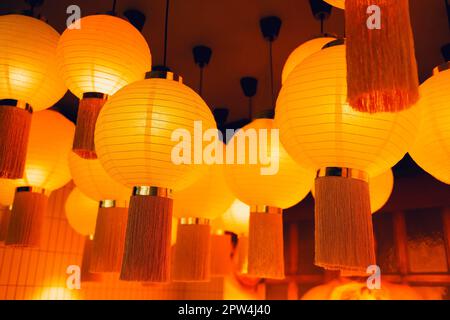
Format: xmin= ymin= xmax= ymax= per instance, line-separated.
xmin=320 ymin=15 xmax=325 ymax=34
xmin=269 ymin=41 xmax=275 ymax=108
xmin=248 ymin=97 xmax=253 ymax=120
xmin=112 ymin=0 xmax=117 ymax=14
xmin=163 ymin=0 xmax=170 ymax=68
xmin=199 ymin=67 xmax=204 ymax=97
xmin=446 ymin=0 xmax=450 ymax=30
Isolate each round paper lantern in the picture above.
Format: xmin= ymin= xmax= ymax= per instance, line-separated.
xmin=222 ymin=199 xmax=250 ymax=236
xmin=95 ymin=71 xmax=217 ymax=282
xmin=0 ymin=15 xmax=66 ymax=179
xmin=225 ymin=118 xmax=315 ymax=279
xmin=57 ymin=14 xmax=151 ymax=159
xmin=6 ymin=110 xmax=75 ymax=247
xmin=65 ymin=187 xmax=98 ymax=237
xmin=276 ymin=43 xmax=418 ymax=273
xmin=0 ymin=179 xmax=17 ymax=242
xmin=68 ymin=152 xmax=131 ymax=273
xmin=324 ymin=0 xmax=345 ymax=9
xmin=282 ymin=36 xmax=336 ymax=84
xmin=410 ymin=64 xmax=450 ymax=185
xmin=172 ymin=161 xmax=234 ymax=282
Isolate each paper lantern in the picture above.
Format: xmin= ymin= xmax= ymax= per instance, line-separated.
xmin=0 ymin=179 xmax=17 ymax=242
xmin=225 ymin=118 xmax=315 ymax=279
xmin=95 ymin=71 xmax=217 ymax=282
xmin=410 ymin=64 xmax=450 ymax=185
xmin=172 ymin=161 xmax=234 ymax=282
xmin=282 ymin=36 xmax=336 ymax=85
xmin=222 ymin=199 xmax=250 ymax=236
xmin=324 ymin=0 xmax=345 ymax=9
xmin=6 ymin=110 xmax=74 ymax=247
xmin=345 ymin=0 xmax=419 ymax=112
xmin=65 ymin=187 xmax=98 ymax=237
xmin=57 ymin=15 xmax=151 ymax=159
xmin=69 ymin=152 xmax=131 ymax=273
xmin=0 ymin=15 xmax=66 ymax=179
xmin=276 ymin=44 xmax=418 ymax=273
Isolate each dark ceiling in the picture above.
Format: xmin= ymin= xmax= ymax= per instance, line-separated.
xmin=1 ymin=0 xmax=449 ymax=178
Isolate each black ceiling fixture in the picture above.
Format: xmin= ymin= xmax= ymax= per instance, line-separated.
xmin=193 ymin=45 xmax=212 ymax=97
xmin=309 ymin=0 xmax=332 ymax=34
xmin=123 ymin=9 xmax=146 ymax=32
xmin=23 ymin=0 xmax=44 ymax=18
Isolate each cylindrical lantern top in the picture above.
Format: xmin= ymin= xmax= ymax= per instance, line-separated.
xmin=57 ymin=15 xmax=151 ymax=98
xmin=0 ymin=14 xmax=67 ymax=111
xmin=68 ymin=152 xmax=131 ymax=202
xmin=95 ymin=77 xmax=217 ymax=192
xmin=225 ymin=118 xmax=315 ymax=209
xmin=275 ymin=44 xmax=419 ymax=177
xmin=17 ymin=110 xmax=75 ymax=191
xmin=0 ymin=178 xmax=17 ymax=207
xmin=282 ymin=36 xmax=336 ymax=84
xmin=65 ymin=187 xmax=98 ymax=237
xmin=410 ymin=67 xmax=450 ymax=185
xmin=324 ymin=0 xmax=345 ymax=9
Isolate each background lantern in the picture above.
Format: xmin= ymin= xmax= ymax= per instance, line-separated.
xmin=68 ymin=152 xmax=131 ymax=273
xmin=0 ymin=179 xmax=17 ymax=242
xmin=409 ymin=63 xmax=450 ymax=185
xmin=225 ymin=118 xmax=315 ymax=279
xmin=95 ymin=71 xmax=217 ymax=282
xmin=210 ymin=218 xmax=233 ymax=277
xmin=6 ymin=110 xmax=74 ymax=247
xmin=324 ymin=0 xmax=345 ymax=9
xmin=0 ymin=14 xmax=66 ymax=179
xmin=275 ymin=44 xmax=419 ymax=273
xmin=57 ymin=14 xmax=151 ymax=159
xmin=172 ymin=161 xmax=234 ymax=282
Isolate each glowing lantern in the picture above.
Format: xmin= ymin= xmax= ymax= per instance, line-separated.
xmin=324 ymin=0 xmax=345 ymax=9
xmin=95 ymin=71 xmax=217 ymax=282
xmin=0 ymin=15 xmax=66 ymax=178
xmin=57 ymin=15 xmax=151 ymax=159
xmin=275 ymin=44 xmax=418 ymax=273
xmin=410 ymin=63 xmax=450 ymax=185
xmin=68 ymin=152 xmax=131 ymax=273
xmin=172 ymin=161 xmax=234 ymax=281
xmin=225 ymin=118 xmax=315 ymax=279
xmin=6 ymin=110 xmax=74 ymax=247
xmin=210 ymin=218 xmax=233 ymax=277
xmin=282 ymin=36 xmax=336 ymax=85
xmin=0 ymin=179 xmax=17 ymax=242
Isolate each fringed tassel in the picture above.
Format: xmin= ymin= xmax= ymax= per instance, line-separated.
xmin=0 ymin=206 xmax=11 ymax=242
xmin=120 ymin=191 xmax=173 ymax=282
xmin=315 ymin=175 xmax=376 ymax=274
xmin=210 ymin=233 xmax=232 ymax=277
xmin=5 ymin=188 xmax=48 ymax=247
xmin=90 ymin=205 xmax=128 ymax=273
xmin=172 ymin=219 xmax=211 ymax=282
xmin=346 ymin=0 xmax=419 ymax=113
xmin=235 ymin=235 xmax=249 ymax=275
xmin=248 ymin=209 xmax=285 ymax=279
xmin=0 ymin=104 xmax=32 ymax=179
xmin=72 ymin=94 xmax=107 ymax=159
xmin=81 ymin=236 xmax=102 ymax=282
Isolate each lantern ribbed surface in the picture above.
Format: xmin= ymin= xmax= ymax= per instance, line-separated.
xmin=324 ymin=0 xmax=345 ymax=9
xmin=0 ymin=15 xmax=66 ymax=111
xmin=410 ymin=68 xmax=450 ymax=185
xmin=0 ymin=179 xmax=17 ymax=206
xmin=68 ymin=152 xmax=131 ymax=202
xmin=65 ymin=187 xmax=98 ymax=237
xmin=276 ymin=45 xmax=419 ymax=177
xmin=17 ymin=110 xmax=75 ymax=191
xmin=225 ymin=119 xmax=315 ymax=209
xmin=282 ymin=37 xmax=336 ymax=85
xmin=95 ymin=78 xmax=217 ymax=191
xmin=57 ymin=15 xmax=151 ymax=98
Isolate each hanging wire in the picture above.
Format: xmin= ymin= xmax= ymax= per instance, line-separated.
xmin=248 ymin=97 xmax=253 ymax=120
xmin=112 ymin=0 xmax=117 ymax=14
xmin=199 ymin=67 xmax=204 ymax=96
xmin=163 ymin=0 xmax=170 ymax=67
xmin=446 ymin=0 xmax=450 ymax=30
xmin=269 ymin=41 xmax=275 ymax=107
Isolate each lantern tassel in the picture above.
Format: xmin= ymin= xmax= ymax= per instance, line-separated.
xmin=346 ymin=0 xmax=419 ymax=113
xmin=0 ymin=105 xmax=32 ymax=179
xmin=248 ymin=209 xmax=285 ymax=280
xmin=81 ymin=236 xmax=102 ymax=282
xmin=235 ymin=235 xmax=249 ymax=275
xmin=0 ymin=206 xmax=11 ymax=242
xmin=210 ymin=233 xmax=232 ymax=277
xmin=90 ymin=206 xmax=128 ymax=273
xmin=172 ymin=219 xmax=211 ymax=282
xmin=120 ymin=191 xmax=173 ymax=282
xmin=73 ymin=94 xmax=107 ymax=159
xmin=314 ymin=176 xmax=376 ymax=273
xmin=5 ymin=188 xmax=48 ymax=247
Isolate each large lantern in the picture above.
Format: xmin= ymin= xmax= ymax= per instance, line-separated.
xmin=57 ymin=15 xmax=151 ymax=159
xmin=276 ymin=43 xmax=418 ymax=273
xmin=225 ymin=118 xmax=315 ymax=279
xmin=6 ymin=110 xmax=74 ymax=247
xmin=95 ymin=71 xmax=217 ymax=282
xmin=0 ymin=15 xmax=66 ymax=179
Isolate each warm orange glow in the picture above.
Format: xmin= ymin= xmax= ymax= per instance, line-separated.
xmin=410 ymin=67 xmax=450 ymax=185
xmin=0 ymin=15 xmax=66 ymax=110
xmin=222 ymin=199 xmax=250 ymax=235
xmin=0 ymin=178 xmax=17 ymax=206
xmin=65 ymin=187 xmax=98 ymax=237
xmin=17 ymin=111 xmax=74 ymax=191
xmin=34 ymin=286 xmax=79 ymax=300
xmin=57 ymin=15 xmax=151 ymax=98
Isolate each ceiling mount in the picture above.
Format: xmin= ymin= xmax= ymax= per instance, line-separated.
xmin=152 ymin=65 xmax=171 ymax=72
xmin=240 ymin=77 xmax=258 ymax=98
xmin=193 ymin=46 xmax=212 ymax=68
xmin=123 ymin=9 xmax=146 ymax=32
xmin=259 ymin=16 xmax=282 ymax=42
xmin=309 ymin=0 xmax=332 ymax=21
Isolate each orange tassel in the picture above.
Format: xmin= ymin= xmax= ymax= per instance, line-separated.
xmin=346 ymin=0 xmax=419 ymax=113
xmin=81 ymin=236 xmax=102 ymax=282
xmin=210 ymin=233 xmax=232 ymax=277
xmin=0 ymin=206 xmax=11 ymax=242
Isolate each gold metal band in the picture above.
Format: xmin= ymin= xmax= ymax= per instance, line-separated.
xmin=16 ymin=186 xmax=48 ymax=196
xmin=317 ymin=167 xmax=369 ymax=183
xmin=132 ymin=186 xmax=173 ymax=198
xmin=433 ymin=62 xmax=450 ymax=75
xmin=0 ymin=99 xmax=33 ymax=113
xmin=250 ymin=205 xmax=283 ymax=214
xmin=82 ymin=92 xmax=108 ymax=100
xmin=179 ymin=217 xmax=210 ymax=226
xmin=145 ymin=70 xmax=183 ymax=83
